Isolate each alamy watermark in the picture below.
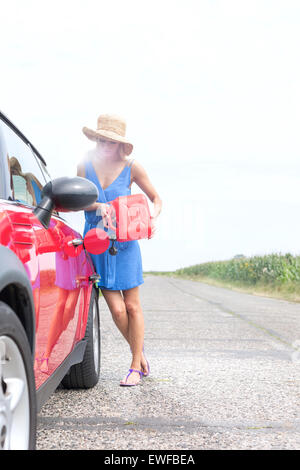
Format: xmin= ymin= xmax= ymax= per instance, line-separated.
xmin=94 ymin=198 xmax=205 ymax=242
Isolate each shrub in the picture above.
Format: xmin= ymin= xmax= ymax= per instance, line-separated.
xmin=175 ymin=253 xmax=300 ymax=286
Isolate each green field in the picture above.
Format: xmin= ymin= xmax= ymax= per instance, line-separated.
xmin=144 ymin=253 xmax=300 ymax=302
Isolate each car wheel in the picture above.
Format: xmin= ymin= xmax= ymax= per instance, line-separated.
xmin=0 ymin=301 xmax=37 ymax=450
xmin=61 ymin=287 xmax=100 ymax=389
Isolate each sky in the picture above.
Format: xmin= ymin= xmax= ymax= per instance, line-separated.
xmin=1 ymin=0 xmax=300 ymax=271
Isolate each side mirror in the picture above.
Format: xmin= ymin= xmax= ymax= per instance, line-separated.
xmin=33 ymin=176 xmax=98 ymax=228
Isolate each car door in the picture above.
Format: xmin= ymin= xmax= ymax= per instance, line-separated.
xmin=0 ymin=118 xmax=92 ymax=389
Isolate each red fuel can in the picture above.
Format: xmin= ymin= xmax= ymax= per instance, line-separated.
xmin=106 ymin=193 xmax=152 ymax=241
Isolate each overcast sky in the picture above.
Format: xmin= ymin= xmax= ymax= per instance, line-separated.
xmin=1 ymin=0 xmax=300 ymax=271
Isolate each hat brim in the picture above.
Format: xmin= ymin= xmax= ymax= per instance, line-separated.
xmin=82 ymin=127 xmax=133 ymax=156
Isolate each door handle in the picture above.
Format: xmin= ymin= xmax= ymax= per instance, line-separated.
xmin=67 ymin=238 xmax=83 ymax=247
xmin=63 ymin=236 xmax=84 ymax=257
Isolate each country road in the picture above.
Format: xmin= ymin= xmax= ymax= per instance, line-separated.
xmin=37 ymin=275 xmax=300 ymax=450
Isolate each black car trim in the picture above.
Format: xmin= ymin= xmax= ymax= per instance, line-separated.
xmin=0 ymin=110 xmax=47 ymax=166
xmin=0 ymin=245 xmax=36 ymax=356
xmin=36 ymin=339 xmax=87 ymax=412
xmin=0 ymin=126 xmax=11 ymax=199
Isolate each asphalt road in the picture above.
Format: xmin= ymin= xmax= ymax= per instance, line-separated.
xmin=37 ymin=275 xmax=300 ymax=450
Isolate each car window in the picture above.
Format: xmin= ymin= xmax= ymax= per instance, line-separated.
xmin=30 ymin=145 xmax=51 ymax=183
xmin=0 ymin=120 xmax=47 ymax=207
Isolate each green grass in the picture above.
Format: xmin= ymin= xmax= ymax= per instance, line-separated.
xmin=144 ymin=253 xmax=300 ymax=303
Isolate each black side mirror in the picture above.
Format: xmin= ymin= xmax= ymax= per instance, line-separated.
xmin=33 ymin=176 xmax=98 ymax=228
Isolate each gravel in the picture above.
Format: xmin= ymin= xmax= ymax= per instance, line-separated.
xmin=37 ymin=275 xmax=300 ymax=450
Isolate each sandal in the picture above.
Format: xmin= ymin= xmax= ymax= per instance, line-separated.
xmin=120 ymin=368 xmax=143 ymax=387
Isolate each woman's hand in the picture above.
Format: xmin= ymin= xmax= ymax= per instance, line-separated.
xmin=149 ymin=216 xmax=158 ymax=239
xmin=97 ymin=203 xmax=111 ymax=228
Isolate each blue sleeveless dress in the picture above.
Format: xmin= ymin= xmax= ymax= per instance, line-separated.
xmin=83 ymin=158 xmax=144 ymax=291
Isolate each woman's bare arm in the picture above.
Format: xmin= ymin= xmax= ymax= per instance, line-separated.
xmin=132 ymin=161 xmax=162 ymax=218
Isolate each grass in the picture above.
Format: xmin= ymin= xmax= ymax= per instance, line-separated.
xmin=143 ymin=253 xmax=300 ymax=303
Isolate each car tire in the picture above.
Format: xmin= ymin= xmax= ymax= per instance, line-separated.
xmin=0 ymin=301 xmax=37 ymax=450
xmin=61 ymin=287 xmax=100 ymax=389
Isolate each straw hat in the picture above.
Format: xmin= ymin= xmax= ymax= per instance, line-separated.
xmin=82 ymin=114 xmax=133 ymax=156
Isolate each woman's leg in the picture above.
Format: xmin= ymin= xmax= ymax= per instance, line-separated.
xmin=62 ymin=288 xmax=81 ymax=331
xmin=40 ymin=288 xmax=69 ymax=372
xmin=100 ymin=287 xmax=148 ymax=384
xmin=100 ymin=288 xmax=129 ymax=340
xmin=122 ymin=285 xmax=144 ymax=364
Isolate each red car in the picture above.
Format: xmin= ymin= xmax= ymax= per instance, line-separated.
xmin=0 ymin=110 xmax=101 ymax=450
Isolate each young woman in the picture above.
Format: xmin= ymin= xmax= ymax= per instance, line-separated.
xmin=77 ymin=114 xmax=162 ymax=386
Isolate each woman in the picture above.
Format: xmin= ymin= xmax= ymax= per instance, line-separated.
xmin=77 ymin=114 xmax=162 ymax=386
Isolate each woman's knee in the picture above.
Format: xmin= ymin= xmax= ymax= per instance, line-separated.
xmin=111 ymin=304 xmax=127 ymax=322
xmin=101 ymin=289 xmax=127 ymax=322
xmin=124 ymin=300 xmax=141 ymax=318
